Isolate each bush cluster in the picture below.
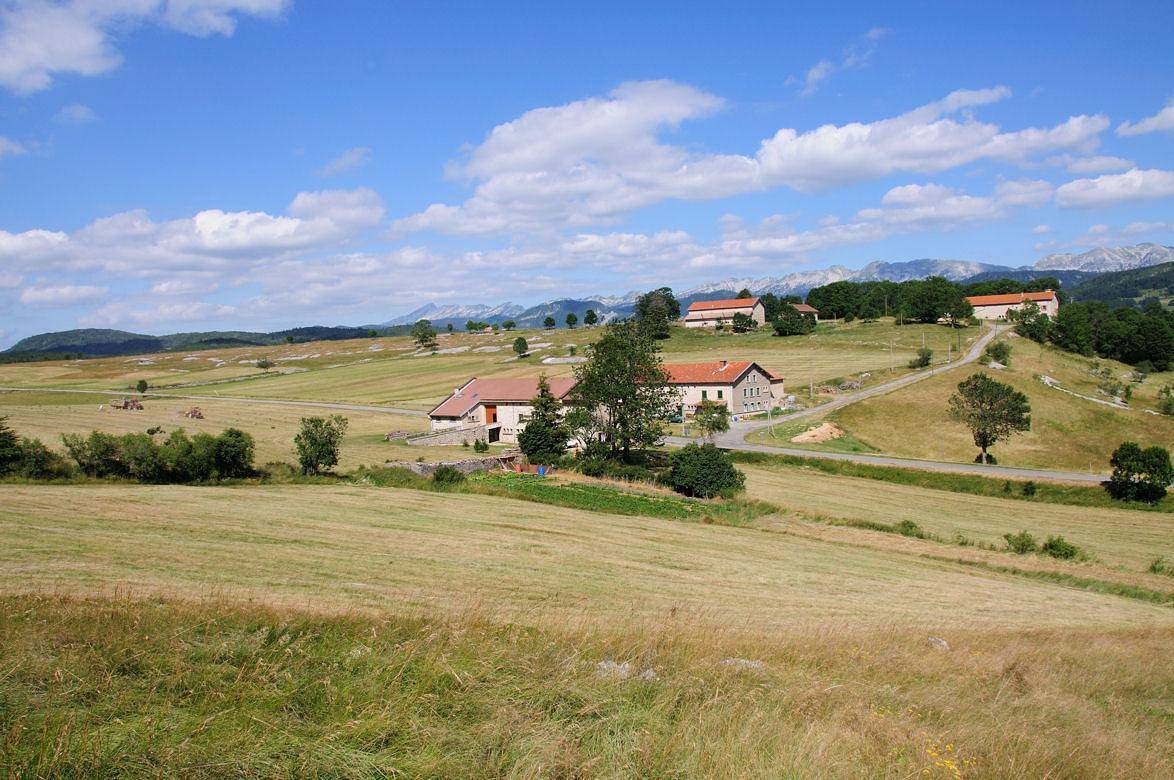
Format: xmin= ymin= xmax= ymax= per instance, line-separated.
xmin=61 ymin=428 xmax=255 ymax=483
xmin=667 ymin=443 xmax=745 ymax=498
xmin=1106 ymin=442 xmax=1172 ymax=504
xmin=0 ymin=417 xmax=73 ymax=479
xmin=431 ymin=465 xmax=467 ymax=486
xmin=1003 ymin=530 xmax=1084 ymax=559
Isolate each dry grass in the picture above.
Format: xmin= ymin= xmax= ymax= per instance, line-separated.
xmin=0 ymin=594 xmax=1171 ymax=778
xmin=831 ymin=339 xmax=1174 ymax=472
xmin=0 ymin=389 xmax=428 ymax=469
xmin=741 ymin=463 xmax=1171 ymax=571
xmin=0 ymin=320 xmax=980 ymax=411
xmin=1 ymin=483 xmax=1170 ymax=631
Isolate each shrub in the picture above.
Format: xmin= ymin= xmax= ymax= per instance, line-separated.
xmin=1004 ymin=530 xmax=1039 ymax=554
xmin=431 ymin=465 xmax=467 ymax=486
xmin=136 ymin=379 xmax=148 ymax=393
xmin=473 ymin=439 xmax=489 ymax=453
xmin=62 ymin=431 xmax=124 ymax=478
xmin=214 ymin=428 xmax=255 ymax=478
xmin=295 ymin=415 xmax=349 ymax=474
xmin=1040 ymin=535 xmax=1081 ymax=560
xmin=908 ymin=347 xmax=933 ymax=369
xmin=0 ymin=416 xmax=20 ymax=474
xmin=1149 ymin=557 xmax=1172 ymax=576
xmin=667 ymin=443 xmax=745 ymax=498
xmin=1158 ymin=386 xmax=1174 ymax=416
xmin=894 ymin=520 xmax=925 ymax=538
xmin=984 ymin=341 xmax=1012 ymax=365
xmin=1106 ymin=442 xmax=1172 ymax=503
xmin=1022 ymin=481 xmax=1037 ymax=497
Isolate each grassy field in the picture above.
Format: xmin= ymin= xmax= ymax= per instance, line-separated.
xmin=758 ymin=336 xmax=1174 ymax=472
xmin=2 ymin=483 xmax=1167 ymax=629
xmin=740 ymin=463 xmax=1172 ymax=572
xmin=0 ymin=389 xmax=429 ymax=469
xmin=0 ymin=320 xmax=980 ymax=411
xmin=2 ymin=595 xmax=1170 ymax=778
xmin=1 ymin=482 xmax=1172 ymax=777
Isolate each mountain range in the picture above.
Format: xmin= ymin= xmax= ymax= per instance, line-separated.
xmin=7 ymin=243 xmax=1171 ymax=357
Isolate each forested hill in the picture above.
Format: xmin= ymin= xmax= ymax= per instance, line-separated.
xmin=4 ymin=325 xmax=408 ymax=359
xmin=1067 ymin=262 xmax=1174 ymax=308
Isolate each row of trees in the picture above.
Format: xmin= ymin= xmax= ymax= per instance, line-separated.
xmin=805 ymin=277 xmax=973 ymax=324
xmin=1012 ymin=300 xmax=1173 ymax=371
xmin=61 ymin=428 xmax=255 ymax=483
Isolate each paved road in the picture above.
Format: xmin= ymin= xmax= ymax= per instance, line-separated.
xmin=665 ymin=324 xmax=1108 ymax=484
xmin=0 ymin=386 xmax=427 ymax=417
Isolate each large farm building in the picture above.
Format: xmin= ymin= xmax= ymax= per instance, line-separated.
xmin=428 ymin=361 xmax=784 ymax=443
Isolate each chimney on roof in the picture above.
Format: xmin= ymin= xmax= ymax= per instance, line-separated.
xmin=719 ymin=360 xmax=728 ymax=370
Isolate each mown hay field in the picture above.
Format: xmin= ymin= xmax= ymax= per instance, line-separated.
xmin=0 ymin=320 xmax=980 ymax=411
xmin=741 ymin=464 xmax=1172 ymax=572
xmin=0 ymin=390 xmax=428 ymax=469
xmin=1 ymin=483 xmax=1168 ymax=631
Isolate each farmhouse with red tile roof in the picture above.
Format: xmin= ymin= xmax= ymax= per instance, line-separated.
xmin=965 ymin=290 xmax=1059 ymax=320
xmin=428 ymin=377 xmax=577 ymax=444
xmin=683 ymin=297 xmax=766 ymax=328
xmin=663 ymin=360 xmax=784 ymax=416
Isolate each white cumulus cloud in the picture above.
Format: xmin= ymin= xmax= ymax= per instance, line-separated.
xmin=55 ymin=103 xmax=98 ymax=123
xmin=1055 ymin=168 xmax=1174 ymax=208
xmin=0 ymin=135 xmax=26 ymax=157
xmin=395 ymin=82 xmax=1109 ymax=236
xmin=1116 ymin=104 xmax=1174 ymax=136
xmin=19 ymin=283 xmax=107 ymax=306
xmin=0 ymin=0 xmax=287 ymax=93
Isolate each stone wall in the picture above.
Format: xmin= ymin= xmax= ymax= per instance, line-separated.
xmin=406 ymin=424 xmax=489 ymax=446
xmin=385 ymin=456 xmax=512 ymax=476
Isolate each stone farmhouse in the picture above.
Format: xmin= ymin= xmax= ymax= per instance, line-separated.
xmin=664 ymin=360 xmax=784 ymax=416
xmin=426 ymin=360 xmax=785 ymax=443
xmin=683 ymin=297 xmax=766 ymax=328
xmin=426 ymin=377 xmax=578 ymax=444
xmin=966 ymin=290 xmax=1059 ymax=320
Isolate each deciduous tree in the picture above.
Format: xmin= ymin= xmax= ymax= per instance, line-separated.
xmin=948 ymin=373 xmax=1031 ymax=464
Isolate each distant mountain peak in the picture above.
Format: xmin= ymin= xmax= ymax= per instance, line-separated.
xmin=1035 ymin=243 xmax=1174 ymax=272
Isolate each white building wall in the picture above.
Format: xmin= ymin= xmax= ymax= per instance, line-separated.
xmin=972 ymin=298 xmax=1059 ymax=320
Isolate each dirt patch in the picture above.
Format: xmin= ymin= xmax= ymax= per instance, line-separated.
xmin=791 ymin=422 xmax=845 ymax=444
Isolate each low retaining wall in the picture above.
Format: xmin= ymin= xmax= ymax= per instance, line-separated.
xmin=385 ymin=456 xmax=512 ymax=476
xmin=406 ymin=424 xmax=489 ymax=446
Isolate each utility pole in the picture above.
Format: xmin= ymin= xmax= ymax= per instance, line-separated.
xmin=889 ymin=337 xmax=894 ymax=373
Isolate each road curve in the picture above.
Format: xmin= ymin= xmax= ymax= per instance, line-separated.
xmin=665 ymin=324 xmax=1108 ymax=483
xmin=0 ymin=386 xmax=427 ymax=417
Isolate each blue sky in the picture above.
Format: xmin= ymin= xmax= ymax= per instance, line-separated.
xmin=1 ymin=0 xmax=1172 ymax=346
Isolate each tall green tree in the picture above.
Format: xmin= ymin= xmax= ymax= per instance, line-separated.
xmin=634 ymin=287 xmax=680 ymax=339
xmin=1051 ymin=305 xmax=1095 ymax=355
xmin=411 ymin=319 xmax=437 ymax=350
xmin=572 ymin=320 xmax=677 ymax=460
xmin=1106 ymin=442 xmax=1172 ymax=503
xmin=736 ymin=288 xmax=754 ymax=299
xmin=517 ymin=376 xmax=568 ymax=464
xmin=512 ymin=336 xmax=528 ymax=357
xmin=294 ymin=415 xmax=349 ymax=474
xmin=0 ymin=416 xmax=20 ymax=474
xmin=543 ymin=315 xmax=556 ymax=329
xmin=772 ymin=305 xmax=816 ymax=336
xmin=565 ymin=312 xmax=578 ymax=329
xmin=584 ymin=309 xmax=598 ymax=326
xmin=1008 ymin=302 xmax=1050 ymax=343
xmin=501 ymin=320 xmax=516 ymax=331
xmin=948 ymin=373 xmax=1031 ymax=464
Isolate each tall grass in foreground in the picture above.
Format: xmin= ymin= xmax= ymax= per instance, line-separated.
xmin=1 ymin=595 xmax=1170 ymax=778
